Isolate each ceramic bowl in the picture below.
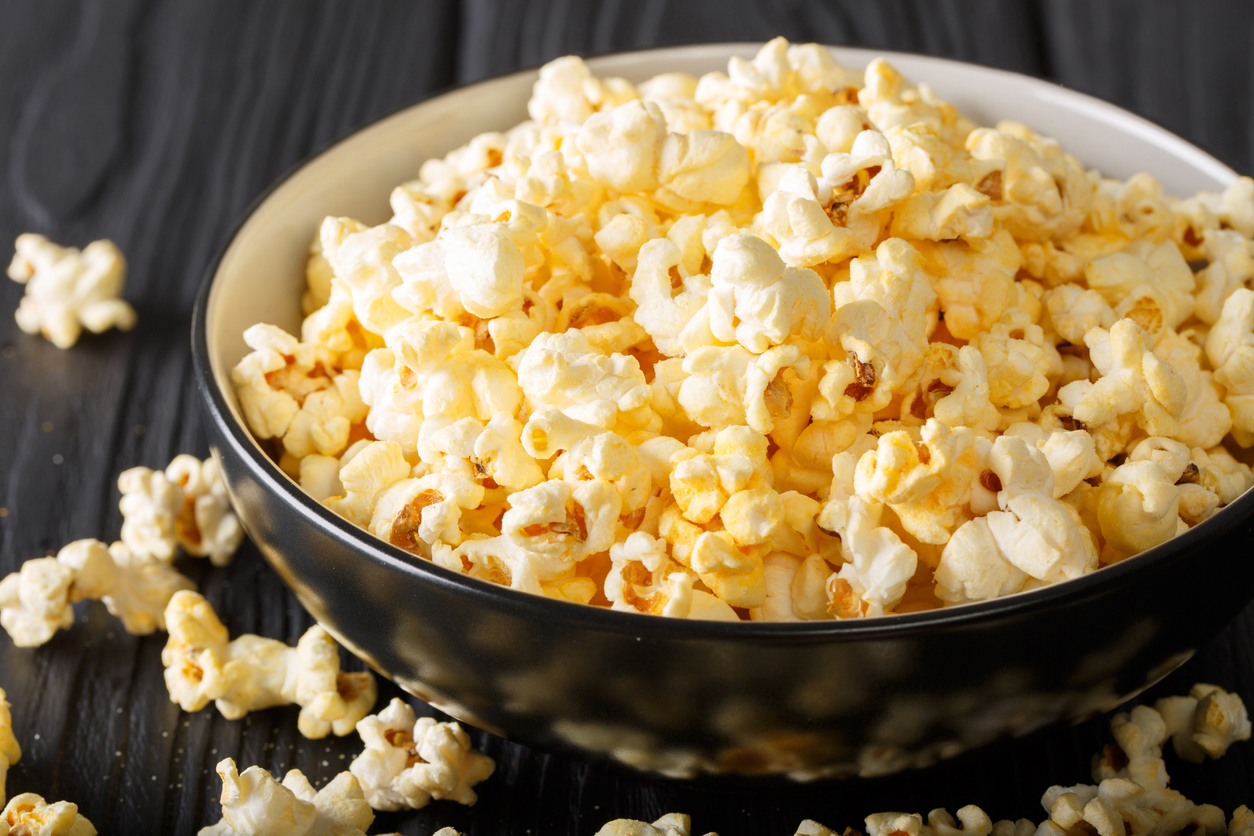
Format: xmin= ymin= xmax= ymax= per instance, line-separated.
xmin=193 ymin=44 xmax=1254 ymax=779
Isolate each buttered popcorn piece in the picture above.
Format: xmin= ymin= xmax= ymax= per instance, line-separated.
xmin=1 ymin=793 xmax=97 ymax=836
xmin=0 ymin=539 xmax=193 ymax=647
xmin=7 ymin=233 xmax=136 ymax=349
xmin=349 ymin=697 xmax=495 ymax=811
xmin=198 ymin=758 xmax=373 ymax=836
xmin=163 ymin=455 xmax=245 ymax=566
xmin=0 ymin=687 xmax=18 ymax=808
xmin=162 ymin=591 xmax=376 ymax=739
xmin=235 ymin=41 xmax=1254 ymax=620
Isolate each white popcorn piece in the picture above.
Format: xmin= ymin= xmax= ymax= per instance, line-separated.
xmin=677 ymin=343 xmax=811 ymax=435
xmin=392 ymin=220 xmax=528 ymax=320
xmin=349 ymin=697 xmax=495 ymax=811
xmin=1045 ymin=283 xmax=1116 ymax=346
xmin=1097 ymin=461 xmax=1182 ymax=562
xmin=1 ymin=792 xmax=97 ymax=836
xmin=163 ymin=455 xmax=244 ymax=566
xmin=0 ymin=539 xmax=193 ymax=647
xmin=514 ymin=330 xmax=652 ymax=431
xmin=370 ymin=473 xmax=485 ymax=555
xmin=755 ymin=165 xmax=864 ymax=267
xmin=162 ymin=591 xmax=376 ymax=739
xmin=0 ymin=687 xmax=18 ymax=808
xmin=700 ymin=233 xmax=830 ymax=353
xmin=828 ymin=496 xmax=917 ymax=617
xmin=197 ymin=758 xmax=373 ymax=836
xmin=1205 ymin=288 xmax=1254 ymax=446
xmin=605 ymin=532 xmax=695 ymax=617
xmin=594 ymin=813 xmax=716 ymax=836
xmin=319 ymin=218 xmax=412 ymax=336
xmin=7 ymin=233 xmax=135 ymax=349
xmin=118 ymin=465 xmax=183 ymax=563
xmin=858 ymin=57 xmax=967 ymax=143
xmin=1155 ymin=683 xmax=1252 ymax=763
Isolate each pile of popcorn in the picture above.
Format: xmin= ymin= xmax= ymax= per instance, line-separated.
xmin=235 ymin=36 xmax=1254 ymax=622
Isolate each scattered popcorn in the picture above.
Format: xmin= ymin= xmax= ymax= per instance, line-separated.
xmin=1155 ymin=683 xmax=1252 ymax=763
xmin=0 ymin=688 xmax=18 ymax=808
xmin=0 ymin=539 xmax=194 ymax=647
xmin=7 ymin=233 xmax=136 ymax=349
xmin=574 ymin=684 xmax=1250 ymax=836
xmin=197 ymin=758 xmax=373 ymax=836
xmin=120 ymin=455 xmax=244 ymax=566
xmin=1 ymin=792 xmax=97 ymax=836
xmin=349 ymin=698 xmax=495 ymax=811
xmin=231 ymin=40 xmax=1254 ymax=620
xmin=162 ymin=591 xmax=377 ymax=738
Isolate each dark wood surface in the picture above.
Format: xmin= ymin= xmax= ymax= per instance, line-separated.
xmin=1 ymin=2 xmax=1251 ymax=833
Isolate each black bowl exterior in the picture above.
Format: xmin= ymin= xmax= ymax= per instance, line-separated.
xmin=194 ymin=284 xmax=1254 ymax=777
xmin=189 ymin=44 xmax=1254 ymax=780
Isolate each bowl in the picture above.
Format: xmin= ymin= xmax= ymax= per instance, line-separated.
xmin=192 ymin=44 xmax=1254 ymax=780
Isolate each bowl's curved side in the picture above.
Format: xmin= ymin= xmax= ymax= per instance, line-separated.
xmin=201 ymin=406 xmax=1254 ymax=778
xmin=193 ymin=43 xmax=1254 ymax=778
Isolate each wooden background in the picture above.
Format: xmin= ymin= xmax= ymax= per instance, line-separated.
xmin=1 ymin=1 xmax=1252 ymax=833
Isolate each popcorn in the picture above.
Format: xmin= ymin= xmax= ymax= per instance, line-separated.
xmin=966 ymin=121 xmax=1093 ymax=241
xmin=1 ymin=793 xmax=97 ymax=836
xmin=1155 ymin=683 xmax=1252 ymax=763
xmin=594 ymin=813 xmax=715 ymax=836
xmin=162 ymin=591 xmax=377 ymax=738
xmin=198 ymin=758 xmax=373 ymax=836
xmin=1097 ymin=461 xmax=1183 ymax=562
xmin=1060 ymin=319 xmax=1187 ymax=439
xmin=0 ymin=539 xmax=193 ymax=647
xmin=0 ymin=688 xmax=18 ymax=808
xmin=514 ymin=330 xmax=652 ymax=431
xmin=700 ymin=233 xmax=830 ymax=353
xmin=118 ymin=465 xmax=182 ymax=562
xmin=234 ymin=42 xmax=1254 ymax=620
xmin=7 ymin=233 xmax=136 ymax=349
xmin=1205 ymin=288 xmax=1254 ymax=446
xmin=163 ymin=455 xmax=245 ymax=566
xmin=349 ymin=698 xmax=495 ymax=811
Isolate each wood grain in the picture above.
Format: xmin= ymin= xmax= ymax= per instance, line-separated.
xmin=0 ymin=2 xmax=1251 ymax=833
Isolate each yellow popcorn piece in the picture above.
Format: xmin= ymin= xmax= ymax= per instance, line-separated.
xmin=1061 ymin=318 xmax=1187 ymax=440
xmin=1 ymin=792 xmax=96 ymax=836
xmin=1044 ymin=283 xmax=1116 ymax=346
xmin=973 ymin=308 xmax=1058 ymax=410
xmin=7 ymin=233 xmax=135 ymax=349
xmin=162 ymin=591 xmax=377 ymax=739
xmin=966 ymin=121 xmax=1093 ymax=242
xmin=855 ymin=418 xmax=978 ymax=545
xmin=350 ymin=698 xmax=494 ymax=811
xmin=889 ymin=183 xmax=993 ymax=242
xmin=117 ymin=465 xmax=183 ymax=562
xmin=1085 ymin=240 xmax=1196 ymax=332
xmin=198 ymin=758 xmax=373 ymax=836
xmin=326 ymin=441 xmax=411 ymax=527
xmin=0 ymin=688 xmax=19 ymax=808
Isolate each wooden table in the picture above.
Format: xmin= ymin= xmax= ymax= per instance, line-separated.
xmin=1 ymin=2 xmax=1251 ymax=833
